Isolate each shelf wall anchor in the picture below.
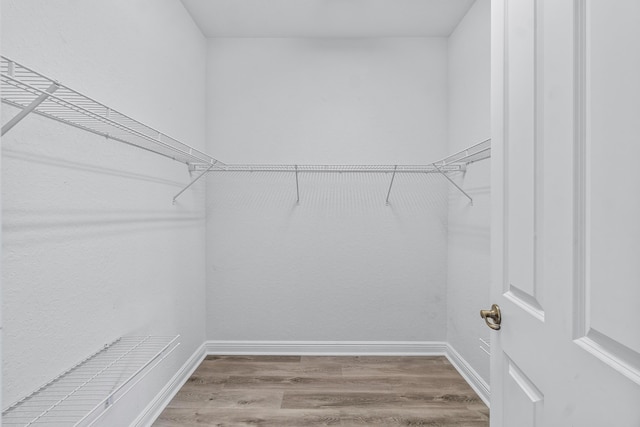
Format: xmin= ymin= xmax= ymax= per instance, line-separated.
xmin=432 ymin=162 xmax=473 ymax=205
xmin=173 ymin=162 xmax=216 ymax=204
xmin=385 ymin=165 xmax=398 ymax=205
xmin=1 ymin=82 xmax=59 ymax=136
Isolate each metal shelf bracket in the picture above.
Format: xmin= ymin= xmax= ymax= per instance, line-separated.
xmin=1 ymin=82 xmax=59 ymax=136
xmin=433 ymin=162 xmax=473 ymax=205
xmin=385 ymin=165 xmax=398 ymax=205
xmin=173 ymin=162 xmax=216 ymax=204
xmin=295 ymin=164 xmax=300 ymax=204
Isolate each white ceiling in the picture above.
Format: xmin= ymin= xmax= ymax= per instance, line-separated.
xmin=180 ymin=0 xmax=476 ymax=38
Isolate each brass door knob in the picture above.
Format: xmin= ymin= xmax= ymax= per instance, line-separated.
xmin=480 ymin=304 xmax=502 ymax=330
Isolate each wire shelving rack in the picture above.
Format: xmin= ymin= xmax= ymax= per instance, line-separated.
xmin=190 ymin=139 xmax=491 ymax=204
xmin=192 ymin=139 xmax=491 ymax=174
xmin=1 ymin=55 xmax=490 ymax=204
xmin=2 ymin=336 xmax=179 ymax=427
xmin=0 ymin=56 xmax=221 ymax=168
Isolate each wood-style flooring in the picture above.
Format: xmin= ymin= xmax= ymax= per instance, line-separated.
xmin=153 ymin=355 xmax=489 ymax=427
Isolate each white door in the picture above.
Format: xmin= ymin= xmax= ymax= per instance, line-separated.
xmin=490 ymin=0 xmax=640 ymax=425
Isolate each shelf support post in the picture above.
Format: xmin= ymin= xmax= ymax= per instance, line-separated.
xmin=1 ymin=82 xmax=59 ymax=136
xmin=172 ymin=162 xmax=216 ymax=204
xmin=295 ymin=165 xmax=300 ymax=204
xmin=432 ymin=162 xmax=473 ymax=205
xmin=385 ymin=165 xmax=398 ymax=205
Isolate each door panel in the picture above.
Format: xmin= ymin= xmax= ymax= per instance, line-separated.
xmin=574 ymin=0 xmax=640 ymax=383
xmin=503 ymin=357 xmax=544 ymax=427
xmin=504 ymin=0 xmax=544 ymax=315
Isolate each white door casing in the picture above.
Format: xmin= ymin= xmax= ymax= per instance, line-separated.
xmin=491 ymin=0 xmax=640 ymax=426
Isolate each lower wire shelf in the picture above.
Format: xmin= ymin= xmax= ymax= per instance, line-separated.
xmin=2 ymin=335 xmax=179 ymax=427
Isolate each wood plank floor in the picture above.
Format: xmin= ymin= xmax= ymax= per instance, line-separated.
xmin=153 ymin=355 xmax=489 ymax=427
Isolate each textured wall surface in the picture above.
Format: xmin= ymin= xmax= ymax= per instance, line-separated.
xmin=206 ymin=172 xmax=449 ymax=341
xmin=205 ymin=38 xmax=450 ymax=342
xmin=446 ymin=0 xmax=491 ymax=384
xmin=1 ymin=0 xmax=208 ymax=423
xmin=206 ymin=38 xmax=449 ymax=164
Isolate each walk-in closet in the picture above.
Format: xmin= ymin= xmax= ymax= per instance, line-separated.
xmin=2 ymin=0 xmax=639 ymax=426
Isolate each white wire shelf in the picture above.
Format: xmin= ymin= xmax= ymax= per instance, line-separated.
xmin=204 ymin=164 xmax=464 ymax=173
xmin=0 ymin=56 xmax=221 ymax=167
xmin=181 ymin=139 xmax=491 ymax=204
xmin=192 ymin=139 xmax=491 ymax=173
xmin=434 ymin=138 xmax=491 ymax=168
xmin=2 ymin=336 xmax=179 ymax=427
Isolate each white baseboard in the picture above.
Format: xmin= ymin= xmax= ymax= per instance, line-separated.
xmin=445 ymin=343 xmax=490 ymax=407
xmin=205 ymin=340 xmax=448 ymax=356
xmin=133 ymin=342 xmax=206 ymax=427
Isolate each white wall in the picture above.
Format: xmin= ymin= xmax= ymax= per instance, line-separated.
xmin=205 ymin=38 xmax=450 ymax=342
xmin=1 ymin=0 xmax=208 ymax=423
xmin=446 ymin=0 xmax=491 ymax=384
xmin=207 ymin=38 xmax=449 ymax=164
